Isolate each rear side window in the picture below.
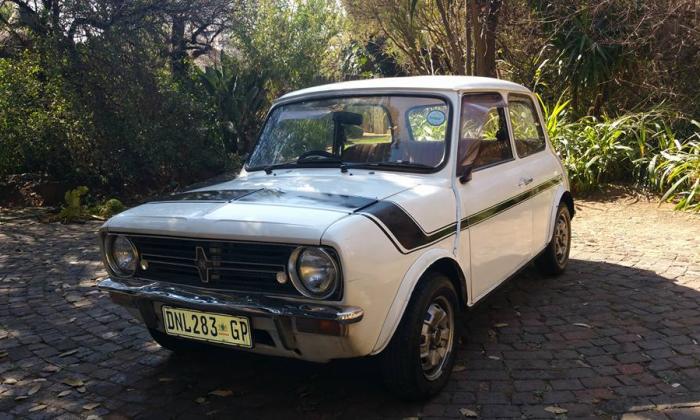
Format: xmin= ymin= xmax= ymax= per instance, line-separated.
xmin=458 ymin=93 xmax=513 ymax=171
xmin=508 ymin=95 xmax=546 ymax=157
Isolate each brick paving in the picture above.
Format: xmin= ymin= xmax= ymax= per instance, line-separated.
xmin=1 ymin=197 xmax=699 ymax=419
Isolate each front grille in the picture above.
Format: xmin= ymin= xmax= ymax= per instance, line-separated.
xmin=129 ymin=235 xmax=301 ymax=296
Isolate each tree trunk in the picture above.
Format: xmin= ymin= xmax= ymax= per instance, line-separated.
xmin=170 ymin=15 xmax=187 ymax=78
xmin=435 ymin=0 xmax=463 ymax=74
xmin=483 ymin=0 xmax=501 ymax=77
xmin=470 ymin=0 xmax=482 ymax=76
xmin=473 ymin=0 xmax=501 ymax=77
xmin=465 ymin=0 xmax=472 ymax=75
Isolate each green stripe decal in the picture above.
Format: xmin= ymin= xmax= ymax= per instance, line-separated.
xmin=359 ymin=174 xmax=563 ymax=254
xmin=461 ymin=175 xmax=563 ymax=230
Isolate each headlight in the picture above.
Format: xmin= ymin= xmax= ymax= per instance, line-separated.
xmin=105 ymin=235 xmax=137 ymax=277
xmin=288 ymin=247 xmax=339 ymax=299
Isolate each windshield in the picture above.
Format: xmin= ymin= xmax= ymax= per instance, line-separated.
xmin=247 ymin=96 xmax=450 ymax=171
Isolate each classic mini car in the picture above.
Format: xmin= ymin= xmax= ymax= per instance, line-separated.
xmin=98 ymin=76 xmax=574 ymax=399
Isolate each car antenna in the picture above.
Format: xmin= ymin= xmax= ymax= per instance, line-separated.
xmin=264 ymin=166 xmax=273 ymax=175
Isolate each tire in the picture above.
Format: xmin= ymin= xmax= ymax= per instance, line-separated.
xmin=380 ymin=273 xmax=459 ymax=400
xmin=535 ymin=203 xmax=571 ymax=276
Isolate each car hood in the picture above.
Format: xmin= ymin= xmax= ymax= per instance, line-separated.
xmin=102 ymin=171 xmax=423 ymax=244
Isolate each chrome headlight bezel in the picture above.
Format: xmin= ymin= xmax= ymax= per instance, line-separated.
xmin=287 ymin=246 xmax=341 ymax=300
xmin=104 ymin=234 xmax=138 ymax=278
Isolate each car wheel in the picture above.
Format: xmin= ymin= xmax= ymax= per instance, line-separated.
xmin=535 ymin=203 xmax=571 ymax=275
xmin=380 ymin=273 xmax=459 ymax=400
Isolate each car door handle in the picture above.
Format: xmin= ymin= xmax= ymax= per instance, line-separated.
xmin=518 ymin=177 xmax=534 ymax=187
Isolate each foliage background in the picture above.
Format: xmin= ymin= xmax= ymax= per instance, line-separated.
xmin=0 ymin=0 xmax=698 ymax=209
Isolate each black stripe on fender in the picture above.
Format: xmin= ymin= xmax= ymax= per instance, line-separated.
xmin=357 ymin=201 xmax=457 ymax=253
xmin=359 ymin=175 xmax=563 ymax=254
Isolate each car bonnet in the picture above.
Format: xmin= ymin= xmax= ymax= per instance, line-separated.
xmin=101 ymin=173 xmax=420 ymax=244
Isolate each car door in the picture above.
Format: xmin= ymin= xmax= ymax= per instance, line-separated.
xmin=507 ymin=94 xmax=560 ymax=253
xmin=456 ymin=93 xmax=533 ymax=302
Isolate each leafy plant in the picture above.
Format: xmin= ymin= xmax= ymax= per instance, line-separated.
xmin=537 ymin=92 xmax=570 ymax=142
xmin=548 ymin=114 xmax=638 ymax=192
xmin=542 ymin=94 xmax=700 ymax=210
xmin=57 ymin=186 xmax=89 ymax=223
xmin=96 ymin=198 xmax=127 ymax=218
xmin=653 ymin=126 xmax=700 ymax=211
xmin=199 ymin=54 xmax=271 ymax=155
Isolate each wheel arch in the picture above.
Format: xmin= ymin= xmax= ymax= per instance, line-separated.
xmin=370 ymin=249 xmax=467 ymax=355
xmin=547 ymin=186 xmax=575 ymax=242
xmin=560 ymin=190 xmax=575 ymax=218
xmin=426 ymin=257 xmax=468 ymax=310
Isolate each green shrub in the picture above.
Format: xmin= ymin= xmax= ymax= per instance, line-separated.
xmin=97 ymin=198 xmax=127 ymax=218
xmin=542 ymin=99 xmax=658 ymax=192
xmin=0 ymin=52 xmax=91 ymax=180
xmin=652 ymin=127 xmax=700 ymax=211
xmin=541 ymin=94 xmax=700 ymax=210
xmin=554 ymin=115 xmax=637 ymax=192
xmin=0 ymin=48 xmax=227 ymax=197
xmin=57 ymin=186 xmax=89 ymax=223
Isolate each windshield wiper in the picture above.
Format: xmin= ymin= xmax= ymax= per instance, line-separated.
xmin=341 ymin=161 xmax=436 ymax=170
xmin=262 ymin=160 xmax=434 ymax=175
xmin=263 ymin=162 xmax=296 ymax=174
xmin=262 ymin=157 xmax=343 ymax=174
xmin=296 ymin=156 xmax=343 ymax=164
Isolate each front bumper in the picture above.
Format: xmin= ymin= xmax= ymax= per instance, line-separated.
xmin=98 ymin=277 xmax=365 ymax=362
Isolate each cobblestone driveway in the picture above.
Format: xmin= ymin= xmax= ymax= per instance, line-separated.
xmin=1 ymin=196 xmax=699 ymax=419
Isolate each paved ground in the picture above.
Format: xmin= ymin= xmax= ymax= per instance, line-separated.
xmin=1 ymin=194 xmax=699 ymax=419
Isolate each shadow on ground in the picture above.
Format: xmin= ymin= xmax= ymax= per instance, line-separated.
xmin=1 ymin=210 xmax=699 ymax=419
xmin=98 ymin=259 xmax=700 ymax=419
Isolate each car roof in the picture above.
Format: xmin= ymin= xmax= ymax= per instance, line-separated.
xmin=278 ymin=76 xmax=531 ymax=101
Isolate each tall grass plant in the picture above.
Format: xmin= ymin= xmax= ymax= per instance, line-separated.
xmin=539 ymin=95 xmax=700 ymax=211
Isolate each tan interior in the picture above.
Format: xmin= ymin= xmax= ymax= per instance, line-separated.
xmin=342 ymin=141 xmax=444 ymax=166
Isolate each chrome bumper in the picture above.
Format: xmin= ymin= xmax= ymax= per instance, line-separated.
xmin=97 ymin=277 xmax=364 ymax=324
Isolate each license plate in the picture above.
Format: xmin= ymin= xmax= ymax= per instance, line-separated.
xmin=161 ymin=306 xmax=253 ymax=348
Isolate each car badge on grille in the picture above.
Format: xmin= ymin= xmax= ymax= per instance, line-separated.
xmin=195 ymin=246 xmax=212 ymax=283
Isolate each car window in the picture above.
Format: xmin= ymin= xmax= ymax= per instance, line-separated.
xmin=458 ymin=93 xmax=513 ymax=172
xmin=248 ymin=96 xmax=449 ymax=170
xmin=407 ymin=104 xmax=449 ymax=142
xmin=263 ymin=113 xmax=335 ymax=163
xmin=343 ymin=104 xmax=392 ymax=146
xmin=508 ymin=95 xmax=546 ymax=157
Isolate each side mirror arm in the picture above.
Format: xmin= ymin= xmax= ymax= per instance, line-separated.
xmin=459 ymin=164 xmax=473 ymax=184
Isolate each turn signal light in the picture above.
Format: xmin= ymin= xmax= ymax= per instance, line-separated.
xmin=295 ymin=318 xmax=345 ymax=336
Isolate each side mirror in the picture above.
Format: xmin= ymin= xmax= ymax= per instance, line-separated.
xmin=459 ymin=164 xmax=473 ymax=184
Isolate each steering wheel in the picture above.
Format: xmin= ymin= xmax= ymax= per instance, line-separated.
xmin=297 ymin=150 xmax=337 ymax=161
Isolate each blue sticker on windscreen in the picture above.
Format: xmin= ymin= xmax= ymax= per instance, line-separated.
xmin=427 ymin=110 xmax=446 ymax=126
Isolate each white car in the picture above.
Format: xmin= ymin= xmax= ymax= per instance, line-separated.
xmin=98 ymin=76 xmax=574 ymax=399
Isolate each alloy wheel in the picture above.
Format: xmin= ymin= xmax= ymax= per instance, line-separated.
xmin=554 ymin=212 xmax=570 ymax=265
xmin=419 ymin=295 xmax=454 ymax=381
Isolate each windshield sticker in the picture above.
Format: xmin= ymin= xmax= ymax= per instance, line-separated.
xmin=426 ymin=110 xmax=446 ymax=126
